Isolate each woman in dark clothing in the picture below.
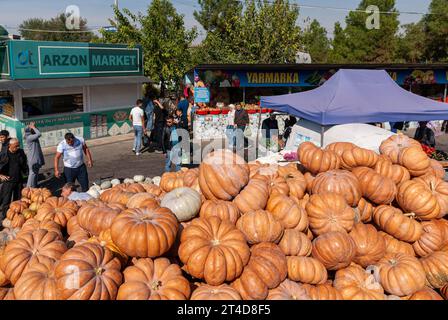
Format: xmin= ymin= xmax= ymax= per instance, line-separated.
xmin=151 ymin=99 xmax=168 ymax=153
xmin=414 ymin=121 xmax=436 ymax=148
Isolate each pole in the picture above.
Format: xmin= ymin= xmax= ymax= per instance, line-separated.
xmin=255 ymin=109 xmax=262 ymax=159
xmin=444 ymin=84 xmax=447 ymax=102
xmin=320 ymin=125 xmax=325 ymax=148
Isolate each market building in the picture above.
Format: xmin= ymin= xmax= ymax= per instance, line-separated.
xmin=0 ymin=39 xmax=150 ymax=148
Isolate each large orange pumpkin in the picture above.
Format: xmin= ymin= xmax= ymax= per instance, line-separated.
xmin=77 ymin=202 xmax=124 ymax=236
xmin=325 ymin=142 xmax=356 ymax=157
xmin=233 ymin=178 xmax=269 ymax=214
xmin=340 ymin=146 xmax=379 ymax=170
xmin=232 ymin=242 xmax=287 ymax=300
xmin=35 ymin=197 xmax=79 ymax=228
xmin=407 ymin=287 xmax=444 ymax=300
xmin=236 ymin=210 xmax=284 ymax=244
xmin=191 ymin=284 xmax=241 ymax=300
xmin=117 ymin=257 xmax=190 ymax=300
xmin=396 ymin=180 xmax=441 ymax=220
xmin=110 ymin=207 xmax=178 ymax=258
xmin=286 ymin=256 xmax=327 ymax=284
xmin=297 ymin=142 xmax=341 ymax=175
xmin=375 ymin=252 xmax=426 ymax=296
xmin=267 ymin=279 xmax=309 ymax=300
xmin=378 ymin=231 xmax=415 ymax=256
xmin=199 ymin=200 xmax=240 ymax=224
xmin=334 ymin=264 xmax=385 ymax=300
xmin=18 ymin=219 xmax=63 ymax=240
xmin=99 ymin=189 xmax=135 ymax=206
xmin=413 ymin=174 xmax=448 ymax=218
xmin=398 ymin=147 xmax=431 ymax=177
xmin=306 ymin=193 xmax=355 ymax=236
xmin=55 ymin=243 xmax=122 ymax=300
xmin=419 ymin=251 xmax=448 ymax=289
xmin=179 ymin=216 xmax=250 ymax=285
xmin=302 ymin=282 xmax=343 ymax=300
xmin=126 ymin=193 xmax=160 ymax=210
xmin=278 ymin=229 xmax=312 ymax=257
xmin=311 ymin=170 xmax=361 ymax=207
xmin=412 ymin=220 xmax=444 ymax=257
xmin=266 ymin=194 xmax=309 ymax=231
xmin=311 ymin=231 xmax=356 ymax=270
xmin=374 ymin=157 xmax=410 ymax=185
xmin=199 ymin=149 xmax=250 ymax=201
xmin=349 ymin=223 xmax=386 ymax=268
xmin=379 ymin=134 xmax=421 ymax=164
xmin=352 ymin=167 xmax=397 ymax=205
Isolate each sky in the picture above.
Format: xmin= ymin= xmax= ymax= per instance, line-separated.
xmin=0 ymin=0 xmax=433 ymax=41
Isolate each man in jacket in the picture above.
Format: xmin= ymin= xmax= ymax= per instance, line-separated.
xmin=0 ymin=139 xmax=28 ymax=223
xmin=162 ymin=116 xmax=181 ymax=172
xmin=25 ymin=122 xmax=45 ymax=187
xmin=234 ymin=104 xmax=249 ymax=150
xmin=0 ymin=130 xmax=11 ymax=157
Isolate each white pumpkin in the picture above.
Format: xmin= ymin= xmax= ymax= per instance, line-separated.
xmin=100 ymin=181 xmax=112 ymax=190
xmin=0 ymin=227 xmax=20 ymax=248
xmin=90 ymin=184 xmax=101 ymax=192
xmin=133 ymin=175 xmax=145 ymax=183
xmin=111 ymin=179 xmax=121 ymax=186
xmin=160 ymin=187 xmax=201 ymax=222
xmin=143 ymin=177 xmax=153 ymax=185
xmin=152 ymin=176 xmax=161 ymax=186
xmin=124 ymin=178 xmax=134 ymax=184
xmin=87 ymin=188 xmax=101 ymax=199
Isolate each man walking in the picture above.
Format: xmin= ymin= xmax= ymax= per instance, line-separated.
xmin=234 ymin=104 xmax=250 ymax=150
xmin=25 ymin=122 xmax=45 ymax=188
xmin=54 ymin=133 xmax=93 ymax=192
xmin=0 ymin=139 xmax=28 ymax=223
xmin=129 ymin=99 xmax=146 ymax=156
xmin=153 ymin=99 xmax=167 ymax=153
xmin=0 ymin=130 xmax=11 ymax=157
xmin=177 ymin=95 xmax=189 ymax=129
xmin=162 ymin=116 xmax=181 ymax=172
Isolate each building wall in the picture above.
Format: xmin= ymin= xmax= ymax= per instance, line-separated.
xmin=89 ymin=83 xmax=141 ymax=111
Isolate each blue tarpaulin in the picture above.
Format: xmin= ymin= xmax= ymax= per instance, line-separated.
xmin=261 ymin=69 xmax=448 ymax=126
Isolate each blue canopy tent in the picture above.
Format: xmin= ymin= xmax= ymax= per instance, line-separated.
xmin=260 ymin=69 xmax=448 ymax=146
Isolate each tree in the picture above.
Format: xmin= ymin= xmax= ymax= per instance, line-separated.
xmin=329 ymin=0 xmax=400 ymax=63
xmin=100 ymin=1 xmax=197 ymax=94
xmin=301 ymin=19 xmax=331 ymax=63
xmin=422 ymin=0 xmax=448 ymax=62
xmin=194 ymin=0 xmax=242 ymax=33
xmin=396 ymin=22 xmax=427 ymax=63
xmin=19 ymin=13 xmax=96 ymax=42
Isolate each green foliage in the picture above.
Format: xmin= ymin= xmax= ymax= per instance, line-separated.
xmin=301 ymin=19 xmax=331 ymax=63
xmin=422 ymin=0 xmax=448 ymax=62
xmin=396 ymin=22 xmax=427 ymax=63
xmin=194 ymin=0 xmax=242 ymax=32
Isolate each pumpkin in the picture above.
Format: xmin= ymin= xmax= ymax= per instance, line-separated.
xmin=14 ymin=257 xmax=59 ymax=300
xmin=22 ymin=209 xmax=36 ymax=220
xmin=29 ymin=202 xmax=41 ymax=212
xmin=191 ymin=284 xmax=241 ymax=300
xmin=253 ymin=174 xmax=290 ymax=197
xmin=100 ymin=189 xmax=135 ymax=206
xmin=420 ymin=251 xmax=448 ymax=289
xmin=6 ymin=200 xmax=28 ymax=220
xmin=373 ymin=205 xmax=422 ymax=243
xmin=77 ymin=202 xmax=124 ymax=236
xmin=437 ymin=219 xmax=448 ymax=245
xmin=87 ymin=229 xmax=128 ymax=264
xmin=302 ymin=282 xmax=343 ymax=300
xmin=340 ymin=146 xmax=379 ymax=170
xmin=233 ymin=178 xmax=270 ymax=214
xmin=379 ymin=134 xmax=421 ymax=164
xmin=199 ymin=200 xmax=240 ymax=224
xmin=248 ymin=162 xmax=276 ymax=179
xmin=408 ymin=287 xmax=444 ymax=300
xmin=398 ymin=147 xmax=431 ymax=177
xmin=10 ymin=214 xmax=26 ymax=228
xmin=349 ymin=223 xmax=386 ymax=268
xmin=0 ymin=227 xmax=20 ymax=250
xmin=199 ymin=149 xmax=250 ymax=201
xmin=306 ymin=193 xmax=355 ymax=236
xmin=0 ymin=229 xmax=67 ymax=285
xmin=334 ymin=264 xmax=385 ymax=300
xmin=286 ymin=256 xmax=328 ymax=284
xmin=160 ymin=187 xmax=202 ymax=222
xmin=441 ymin=284 xmax=448 ymax=299
xmin=110 ymin=207 xmax=178 ymax=258
xmin=352 ymin=167 xmax=397 ymax=205
xmin=266 ymin=194 xmax=309 ymax=231
xmin=0 ymin=287 xmax=15 ymax=300
xmin=278 ymin=229 xmax=312 ymax=257
xmin=126 ymin=193 xmax=159 ymax=209
xmin=297 ymin=142 xmax=341 ymax=175
xmin=139 ymin=183 xmax=164 ymax=198
xmin=325 ymin=142 xmax=356 ymax=157
xmin=283 ymin=171 xmax=307 ymax=200
xmin=304 ymin=172 xmax=316 ymax=193
xmin=112 ymin=183 xmax=146 ymax=193
xmin=30 ymin=188 xmax=52 ymax=204
xmin=179 ymin=216 xmax=250 ymax=285
xmin=379 ymin=231 xmax=415 ymax=256
xmin=160 ymin=171 xmax=185 ymax=192
xmin=311 ymin=170 xmax=361 ymax=207
xmin=374 ymin=157 xmax=410 ymax=185
xmin=55 ymin=243 xmax=122 ymax=300
xmin=35 ymin=197 xmax=79 ymax=228
xmin=414 ymin=174 xmax=448 ymax=218
xmin=267 ymin=279 xmax=309 ymax=300
xmin=412 ymin=220 xmax=444 ymax=257
xmin=396 ymin=180 xmax=441 ymax=220
xmin=232 ymin=242 xmax=287 ymax=300
xmin=354 ymin=198 xmax=374 ymax=223
xmin=236 ymin=210 xmax=284 ymax=244
xmin=183 ymin=168 xmax=199 ymax=187
xmin=18 ymin=219 xmax=63 ymax=240
xmin=311 ymin=231 xmax=356 ymax=270
xmin=375 ymin=252 xmax=426 ymax=296
xmin=117 ymin=257 xmax=190 ymax=300
xmin=427 ymin=159 xmax=445 ymax=179
xmin=21 ymin=187 xmax=35 ymax=200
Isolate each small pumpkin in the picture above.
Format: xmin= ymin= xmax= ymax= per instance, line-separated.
xmin=297 ymin=142 xmax=341 ymax=175
xmin=396 ymin=180 xmax=441 ymax=220
xmin=302 ymin=282 xmax=343 ymax=300
xmin=354 ymin=198 xmax=374 ymax=224
xmin=311 ymin=231 xmax=356 ymax=271
xmin=199 ymin=200 xmax=240 ymax=225
xmin=352 ymin=167 xmax=397 ymax=205
xmin=160 ymin=187 xmax=202 ymax=222
xmin=233 ymin=178 xmax=270 ymax=214
xmin=419 ymin=251 xmax=448 ymax=289
xmin=349 ymin=223 xmax=386 ymax=268
xmin=378 ymin=231 xmax=415 ymax=256
xmin=374 ymin=157 xmax=410 ymax=185
xmin=278 ymin=229 xmax=312 ymax=257
xmin=340 ymin=146 xmax=379 ymax=170
xmin=426 ymin=159 xmax=445 ymax=179
xmin=6 ymin=200 xmax=29 ymax=220
xmin=236 ymin=210 xmax=284 ymax=244
xmin=408 ymin=287 xmax=444 ymax=300
xmin=379 ymin=134 xmax=421 ymax=164
xmin=286 ymin=256 xmax=328 ymax=284
xmin=267 ymin=279 xmax=310 ymax=300
xmin=191 ymin=284 xmax=241 ymax=300
xmin=160 ymin=171 xmax=185 ymax=192
xmin=398 ymin=146 xmax=431 ymax=177
xmin=304 ymin=172 xmax=316 ymax=194
xmin=325 ymin=142 xmax=356 ymax=157
xmin=413 ymin=174 xmax=448 ymax=218
xmin=266 ymin=194 xmax=309 ymax=231
xmin=412 ymin=220 xmax=444 ymax=257
xmin=334 ymin=264 xmax=385 ymax=300
xmin=30 ymin=188 xmax=52 ymax=204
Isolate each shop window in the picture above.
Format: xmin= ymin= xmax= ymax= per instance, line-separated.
xmin=22 ymin=93 xmax=83 ymax=119
xmin=0 ymin=90 xmax=15 ymax=118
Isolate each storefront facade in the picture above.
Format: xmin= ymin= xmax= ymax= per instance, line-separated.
xmin=0 ymin=40 xmax=149 ymax=148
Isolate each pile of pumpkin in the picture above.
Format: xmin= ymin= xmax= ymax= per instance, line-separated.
xmin=0 ymin=133 xmax=448 ymax=300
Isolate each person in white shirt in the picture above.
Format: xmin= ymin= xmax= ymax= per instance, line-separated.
xmin=226 ymin=104 xmax=236 ymax=149
xmin=61 ymin=183 xmax=93 ymax=201
xmin=129 ymin=99 xmax=146 ymax=156
xmin=54 ymin=133 xmax=93 ymax=192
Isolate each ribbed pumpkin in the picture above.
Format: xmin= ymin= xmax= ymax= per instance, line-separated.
xmin=77 ymin=202 xmax=124 ymax=236
xmin=441 ymin=284 xmax=448 ymax=299
xmin=183 ymin=168 xmax=199 ymax=188
xmin=413 ymin=174 xmax=448 ymax=218
xmin=311 ymin=170 xmax=361 ymax=207
xmin=325 ymin=142 xmax=356 ymax=157
xmin=0 ymin=287 xmax=15 ymax=300
xmin=374 ymin=157 xmax=410 ymax=185
xmin=378 ymin=231 xmax=415 ymax=256
xmin=9 ymin=214 xmax=26 ymax=228
xmin=99 ymin=189 xmax=135 ymax=206
xmin=55 ymin=243 xmax=122 ymax=300
xmin=349 ymin=223 xmax=386 ymax=267
xmin=396 ymin=180 xmax=441 ymax=220
xmin=126 ymin=193 xmax=159 ymax=210
xmin=199 ymin=200 xmax=240 ymax=224
xmin=87 ymin=229 xmax=128 ymax=265
xmin=30 ymin=188 xmax=52 ymax=204
xmin=267 ymin=279 xmax=310 ymax=300
xmin=117 ymin=257 xmax=190 ymax=300
xmin=420 ymin=251 xmax=448 ymax=289
xmin=35 ymin=197 xmax=79 ymax=228
xmin=354 ymin=198 xmax=374 ymax=223
xmin=179 ymin=216 xmax=250 ymax=286
xmin=231 ymin=242 xmax=287 ymax=300
xmin=398 ymin=147 xmax=431 ymax=177
xmin=407 ymin=287 xmax=444 ymax=300
xmin=297 ymin=142 xmax=341 ymax=175
xmin=191 ymin=284 xmax=241 ymax=300
xmin=253 ymin=174 xmax=290 ymax=196
xmin=379 ymin=134 xmax=421 ymax=164
xmin=340 ymin=146 xmax=379 ymax=170
xmin=6 ymin=200 xmax=28 ymax=220
xmin=306 ymin=193 xmax=355 ymax=236
xmin=334 ymin=264 xmax=385 ymax=300
xmin=266 ymin=194 xmax=309 ymax=231
xmin=427 ymin=159 xmax=445 ymax=179
xmin=373 ymin=205 xmax=422 ymax=243
xmin=233 ymin=178 xmax=269 ymax=214
xmin=111 ymin=183 xmax=146 ymax=193
xmin=304 ymin=172 xmax=315 ymax=193
xmin=286 ymin=256 xmax=327 ymax=284
xmin=283 ymin=171 xmax=307 ymax=200
xmin=0 ymin=229 xmax=67 ymax=285
xmin=18 ymin=219 xmax=63 ymax=240
xmin=311 ymin=231 xmax=356 ymax=270
xmin=236 ymin=210 xmax=284 ymax=244
xmin=21 ymin=187 xmax=35 ymax=200
xmin=199 ymin=149 xmax=250 ymax=201
xmin=160 ymin=171 xmax=185 ymax=192
xmin=278 ymin=229 xmax=312 ymax=257
xmin=302 ymin=282 xmax=343 ymax=300
xmin=412 ymin=220 xmax=444 ymax=257
xmin=375 ymin=252 xmax=426 ymax=296
xmin=352 ymin=167 xmax=397 ymax=205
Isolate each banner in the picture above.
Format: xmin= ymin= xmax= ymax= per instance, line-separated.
xmin=194 ymin=87 xmax=210 ymax=103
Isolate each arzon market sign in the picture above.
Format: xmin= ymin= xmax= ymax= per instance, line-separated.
xmin=42 ymin=53 xmax=138 ymax=67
